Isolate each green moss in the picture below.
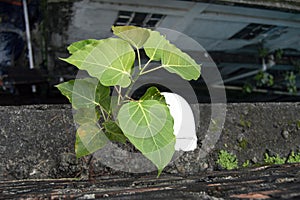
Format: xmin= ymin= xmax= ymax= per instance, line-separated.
xmin=238 ymin=139 xmax=248 ymax=149
xmin=216 ymin=150 xmax=300 ymax=170
xmin=287 ymin=151 xmax=300 ymax=163
xmin=217 ymin=150 xmax=238 ymax=170
xmin=264 ymin=153 xmax=285 ymax=165
xmin=239 ymin=118 xmax=251 ymax=129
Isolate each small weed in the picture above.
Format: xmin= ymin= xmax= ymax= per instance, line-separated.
xmin=254 ymin=70 xmax=274 ymax=87
xmin=217 ymin=150 xmax=238 ymax=170
xmin=217 ymin=150 xmax=300 ymax=170
xmin=242 ymin=160 xmax=250 ymax=168
xmin=242 ymin=83 xmax=253 ymax=94
xmin=264 ymin=153 xmax=285 ymax=165
xmin=287 ymin=151 xmax=300 ymax=163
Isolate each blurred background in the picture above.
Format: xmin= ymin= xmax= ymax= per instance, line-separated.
xmin=0 ymin=0 xmax=299 ymax=105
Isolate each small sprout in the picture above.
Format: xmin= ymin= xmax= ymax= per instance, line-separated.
xmin=275 ymin=49 xmax=283 ymax=60
xmin=285 ymin=71 xmax=297 ymax=94
xmin=254 ymin=70 xmax=274 ymax=87
xmin=242 ymin=83 xmax=253 ymax=94
xmin=217 ymin=150 xmax=238 ymax=170
xmin=287 ymin=151 xmax=300 ymax=163
xmin=264 ymin=153 xmax=285 ymax=165
xmin=242 ymin=160 xmax=250 ymax=168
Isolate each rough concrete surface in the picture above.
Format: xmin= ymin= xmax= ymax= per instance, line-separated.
xmin=208 ymin=102 xmax=300 ymax=170
xmin=0 ymin=105 xmax=77 ymax=180
xmin=0 ymin=103 xmax=300 ymax=181
xmin=1 ymin=163 xmax=300 ymax=199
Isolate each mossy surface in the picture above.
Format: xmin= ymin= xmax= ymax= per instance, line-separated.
xmin=217 ymin=150 xmax=300 ymax=170
xmin=217 ymin=150 xmax=238 ymax=170
xmin=287 ymin=151 xmax=300 ymax=163
xmin=264 ymin=153 xmax=286 ymax=165
xmin=238 ymin=139 xmax=248 ymax=149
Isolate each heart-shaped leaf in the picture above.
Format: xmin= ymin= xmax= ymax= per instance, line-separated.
xmin=67 ymin=39 xmax=99 ymax=54
xmin=74 ymin=107 xmax=100 ymax=125
xmin=118 ymin=100 xmax=175 ymax=175
xmin=162 ymin=43 xmax=201 ymax=80
xmin=55 ymin=78 xmax=110 ymax=111
xmin=103 ymin=121 xmax=127 ymax=143
xmin=112 ymin=26 xmax=150 ymax=49
xmin=75 ymin=122 xmax=108 ymax=158
xmin=143 ymin=30 xmax=169 ymax=61
xmin=62 ymin=38 xmax=135 ymax=87
xmin=144 ymin=30 xmax=201 ymax=80
xmin=140 ymin=86 xmax=166 ymax=103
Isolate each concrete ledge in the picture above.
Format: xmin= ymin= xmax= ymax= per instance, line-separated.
xmin=1 ymin=163 xmax=300 ymax=199
xmin=0 ymin=103 xmax=300 ymax=180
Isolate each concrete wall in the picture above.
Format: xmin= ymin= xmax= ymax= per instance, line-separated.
xmin=0 ymin=103 xmax=300 ymax=180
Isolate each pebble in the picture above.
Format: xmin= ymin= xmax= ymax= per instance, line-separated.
xmin=281 ymin=130 xmax=289 ymax=139
xmin=252 ymin=157 xmax=258 ymax=163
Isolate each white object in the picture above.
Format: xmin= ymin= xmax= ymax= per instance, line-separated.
xmin=22 ymin=0 xmax=34 ymax=70
xmin=23 ymin=0 xmax=37 ymax=94
xmin=162 ymin=92 xmax=197 ymax=151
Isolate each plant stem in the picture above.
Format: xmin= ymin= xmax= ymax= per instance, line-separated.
xmin=114 ymin=85 xmax=123 ymax=105
xmin=141 ymin=58 xmax=152 ymax=72
xmin=113 ymin=71 xmax=140 ymax=116
xmin=99 ymin=106 xmax=108 ymax=121
xmin=140 ymin=65 xmax=164 ymax=75
xmin=118 ymin=86 xmax=122 ymax=105
xmin=113 ymin=59 xmax=163 ymax=116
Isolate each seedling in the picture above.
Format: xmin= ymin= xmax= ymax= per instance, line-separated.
xmin=56 ymin=26 xmax=201 ymax=176
xmin=287 ymin=151 xmax=300 ymax=163
xmin=217 ymin=150 xmax=238 ymax=170
xmin=242 ymin=160 xmax=250 ymax=168
xmin=264 ymin=153 xmax=285 ymax=165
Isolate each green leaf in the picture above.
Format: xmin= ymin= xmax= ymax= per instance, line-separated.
xmin=55 ymin=78 xmax=110 ymax=110
xmin=118 ymin=100 xmax=175 ymax=175
xmin=100 ymin=96 xmax=111 ymax=114
xmin=61 ymin=38 xmax=135 ymax=87
xmin=56 ymin=80 xmax=74 ymax=104
xmin=144 ymin=30 xmax=201 ymax=80
xmin=74 ymin=108 xmax=100 ymax=125
xmin=75 ymin=122 xmax=108 ymax=158
xmin=162 ymin=43 xmax=201 ymax=80
xmin=112 ymin=26 xmax=150 ymax=49
xmin=103 ymin=121 xmax=127 ymax=143
xmin=144 ymin=30 xmax=169 ymax=61
xmin=67 ymin=39 xmax=99 ymax=54
xmin=140 ymin=86 xmax=166 ymax=103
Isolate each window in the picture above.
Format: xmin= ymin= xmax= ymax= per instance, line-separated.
xmin=230 ymin=23 xmax=277 ymax=40
xmin=114 ymin=11 xmax=165 ymax=28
